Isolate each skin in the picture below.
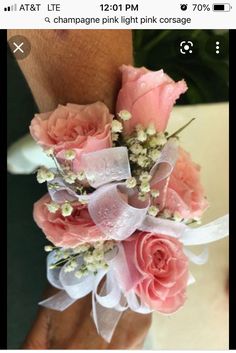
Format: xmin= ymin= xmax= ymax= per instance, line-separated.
xmin=7 ymin=29 xmax=152 ymax=349
xmin=7 ymin=30 xmax=133 ymax=113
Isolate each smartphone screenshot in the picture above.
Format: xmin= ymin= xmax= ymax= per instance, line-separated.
xmin=2 ymin=0 xmax=232 ymax=351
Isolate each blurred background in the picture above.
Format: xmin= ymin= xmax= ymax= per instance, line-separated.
xmin=7 ymin=30 xmax=229 ymax=348
xmin=133 ymin=30 xmax=229 ymax=104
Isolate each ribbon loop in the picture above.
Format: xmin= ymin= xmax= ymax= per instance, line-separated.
xmin=81 ymin=147 xmax=131 ymax=188
xmin=150 ymin=138 xmax=179 ymax=186
xmin=139 ymin=215 xmax=186 ymax=238
xmin=181 ymin=214 xmax=229 ymax=245
xmin=48 ymin=176 xmax=79 ymax=203
xmin=88 ymin=183 xmax=149 ymax=240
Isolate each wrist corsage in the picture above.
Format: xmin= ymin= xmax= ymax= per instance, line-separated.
xmin=29 ymin=65 xmax=228 ymax=342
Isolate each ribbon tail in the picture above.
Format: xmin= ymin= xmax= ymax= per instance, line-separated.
xmin=184 ymin=247 xmax=208 ymax=265
xmin=92 ymin=295 xmax=123 ymax=343
xmin=181 ymin=214 xmax=229 ymax=245
xmin=187 ymin=272 xmax=196 ymax=286
xmin=39 ymin=290 xmax=76 ymax=311
xmin=91 ymin=268 xmax=124 ymax=343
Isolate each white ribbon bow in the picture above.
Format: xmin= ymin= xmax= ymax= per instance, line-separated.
xmin=39 ymin=140 xmax=229 ymax=342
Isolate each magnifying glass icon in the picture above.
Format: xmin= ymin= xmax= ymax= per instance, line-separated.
xmin=45 ymin=17 xmax=51 ymax=23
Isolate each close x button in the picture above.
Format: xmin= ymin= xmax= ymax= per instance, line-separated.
xmin=8 ymin=35 xmax=31 ymax=60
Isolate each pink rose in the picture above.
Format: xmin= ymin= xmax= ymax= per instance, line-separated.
xmin=161 ymin=147 xmax=208 ymax=219
xmin=33 ymin=194 xmax=106 ymax=248
xmin=30 ymin=102 xmax=113 ymax=171
xmin=116 ymin=65 xmax=188 ymax=134
xmin=123 ymin=231 xmax=189 ymax=314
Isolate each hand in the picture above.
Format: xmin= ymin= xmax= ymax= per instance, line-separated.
xmin=23 ymin=286 xmax=152 ymax=349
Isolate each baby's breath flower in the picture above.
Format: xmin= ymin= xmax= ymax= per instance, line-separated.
xmin=156 ymin=133 xmax=167 ymax=146
xmin=137 ymin=130 xmax=147 ymax=142
xmin=112 ymin=119 xmax=123 ymax=133
xmin=86 ymin=263 xmax=97 ymax=272
xmin=151 ymin=189 xmax=160 ymax=198
xmin=46 ymin=170 xmax=55 ymax=181
xmin=104 ymin=240 xmax=115 ymax=252
xmin=126 ymin=137 xmax=136 ymax=146
xmin=130 ymin=154 xmax=138 ymax=163
xmin=44 ymin=147 xmax=54 ymax=156
xmin=75 ymin=270 xmax=83 ymax=279
xmin=96 ymin=260 xmax=108 ymax=269
xmin=64 ymin=149 xmax=76 ymax=160
xmin=149 ymin=149 xmax=161 ymax=162
xmin=137 ymin=155 xmax=150 ymax=168
xmin=162 ymin=209 xmax=172 ymax=219
xmin=130 ymin=143 xmax=143 ymax=155
xmin=37 ymin=167 xmax=55 ymax=183
xmin=75 ymin=267 xmax=89 ymax=278
xmin=148 ymin=205 xmax=159 ymax=217
xmin=77 ymin=170 xmax=86 ymax=181
xmin=94 ymin=241 xmax=104 ymax=249
xmin=64 ymin=260 xmax=77 ymax=272
xmin=140 ymin=182 xmax=150 ymax=193
xmin=140 ymin=148 xmax=147 ymax=155
xmin=112 ymin=133 xmax=119 ymax=141
xmin=44 ymin=245 xmax=53 ymax=252
xmin=46 ymin=201 xmax=60 ymax=213
xmin=146 ymin=123 xmax=156 ymax=136
xmin=149 ymin=136 xmax=159 ymax=148
xmin=93 ymin=249 xmax=104 ymax=261
xmin=70 ymin=260 xmax=78 ymax=268
xmin=173 ymin=212 xmax=183 ymax=222
xmin=61 ymin=250 xmax=71 ymax=259
xmin=84 ymin=252 xmax=94 ymax=264
xmin=102 ymin=262 xmax=109 ymax=269
xmin=139 ymin=172 xmax=152 ymax=183
xmin=64 ymin=171 xmax=77 ymax=184
xmin=73 ymin=243 xmax=90 ymax=253
xmin=118 ymin=110 xmax=132 ymax=121
xmin=61 ymin=202 xmax=73 ymax=217
xmin=125 ymin=177 xmax=137 ymax=189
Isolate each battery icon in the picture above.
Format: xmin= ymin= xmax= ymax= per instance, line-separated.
xmin=213 ymin=3 xmax=232 ymax=11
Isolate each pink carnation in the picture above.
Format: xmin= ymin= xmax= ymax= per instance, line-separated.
xmin=33 ymin=194 xmax=106 ymax=248
xmin=116 ymin=65 xmax=187 ymax=134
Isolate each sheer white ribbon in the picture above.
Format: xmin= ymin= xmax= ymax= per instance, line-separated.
xmin=39 ymin=214 xmax=228 ymax=342
xmin=39 ymin=139 xmax=229 ymax=342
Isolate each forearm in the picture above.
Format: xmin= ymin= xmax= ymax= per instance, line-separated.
xmin=7 ymin=29 xmax=133 ymax=112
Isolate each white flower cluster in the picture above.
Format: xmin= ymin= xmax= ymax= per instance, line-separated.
xmin=126 ymin=124 xmax=167 ymax=169
xmin=122 ymin=122 xmax=169 ymax=216
xmin=46 ymin=241 xmax=115 ymax=278
xmin=46 ymin=201 xmax=74 ymax=217
xmin=37 ymin=167 xmax=55 ymax=183
xmin=158 ymin=209 xmax=189 ymax=223
xmin=111 ymin=110 xmax=132 ymax=144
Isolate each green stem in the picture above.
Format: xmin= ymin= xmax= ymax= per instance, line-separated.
xmin=167 ymin=118 xmax=196 ymax=139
